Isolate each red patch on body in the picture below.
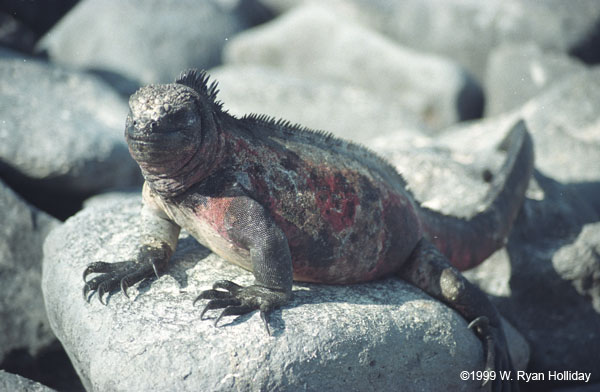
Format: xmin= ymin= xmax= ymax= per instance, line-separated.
xmin=307 ymin=169 xmax=360 ymax=232
xmin=193 ymin=197 xmax=234 ymax=240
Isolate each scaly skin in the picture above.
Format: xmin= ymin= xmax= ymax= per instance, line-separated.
xmin=83 ymin=69 xmax=532 ymax=391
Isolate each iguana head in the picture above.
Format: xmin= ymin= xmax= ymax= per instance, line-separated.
xmin=127 ymin=83 xmax=200 ymax=167
xmin=125 ymin=69 xmax=225 ymax=197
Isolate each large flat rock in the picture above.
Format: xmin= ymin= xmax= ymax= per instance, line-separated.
xmin=43 ymin=195 xmax=527 ymax=391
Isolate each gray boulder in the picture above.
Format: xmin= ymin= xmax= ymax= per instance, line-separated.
xmin=209 ymin=64 xmax=426 ymax=144
xmin=37 ymin=0 xmax=269 ymax=89
xmin=43 ymin=194 xmax=528 ymax=392
xmin=552 ymin=222 xmax=600 ymax=313
xmin=339 ymin=0 xmax=600 ymax=82
xmin=0 ymin=179 xmax=59 ymax=364
xmin=439 ymin=67 xmax=600 ymax=185
xmin=485 ymin=44 xmax=586 ymax=116
xmin=224 ymin=4 xmax=483 ymax=129
xmin=0 ymin=370 xmax=57 ymax=392
xmin=0 ymin=51 xmax=141 ymax=195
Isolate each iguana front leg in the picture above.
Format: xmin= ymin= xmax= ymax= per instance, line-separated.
xmin=398 ymin=239 xmax=518 ymax=392
xmin=83 ymin=193 xmax=181 ymax=303
xmin=194 ymin=196 xmax=293 ymax=334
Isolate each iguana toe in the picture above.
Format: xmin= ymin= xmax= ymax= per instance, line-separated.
xmin=214 ymin=305 xmax=256 ymax=327
xmin=83 ymin=261 xmax=126 ymax=282
xmin=82 ymin=260 xmax=155 ymax=303
xmin=199 ymin=298 xmax=241 ymax=319
xmin=82 ymin=244 xmax=170 ymax=303
xmin=194 ymin=281 xmax=289 ymax=335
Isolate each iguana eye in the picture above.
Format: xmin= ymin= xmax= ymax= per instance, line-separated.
xmin=126 ymin=111 xmax=136 ymax=128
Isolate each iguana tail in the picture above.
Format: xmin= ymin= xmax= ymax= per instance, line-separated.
xmin=418 ymin=120 xmax=534 ymax=271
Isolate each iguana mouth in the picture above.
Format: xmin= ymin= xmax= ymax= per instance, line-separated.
xmin=125 ymin=120 xmax=182 ymax=143
xmin=126 ymin=129 xmax=171 ymax=143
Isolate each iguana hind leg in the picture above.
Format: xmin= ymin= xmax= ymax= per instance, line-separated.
xmin=398 ymin=238 xmax=519 ymax=392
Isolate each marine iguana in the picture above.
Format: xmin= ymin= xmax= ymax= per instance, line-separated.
xmin=83 ymin=69 xmax=532 ymax=391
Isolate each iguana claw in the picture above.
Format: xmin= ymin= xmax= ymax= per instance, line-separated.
xmin=468 ymin=316 xmax=518 ymax=391
xmin=194 ymin=280 xmax=287 ymax=335
xmin=82 ymin=245 xmax=170 ymax=303
xmin=468 ymin=315 xmax=490 ymax=332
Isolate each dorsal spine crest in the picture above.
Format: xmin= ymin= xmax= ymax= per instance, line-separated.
xmin=176 ymin=69 xmax=223 ymax=111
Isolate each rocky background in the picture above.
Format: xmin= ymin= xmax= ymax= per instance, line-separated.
xmin=1 ymin=0 xmax=599 ymax=391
